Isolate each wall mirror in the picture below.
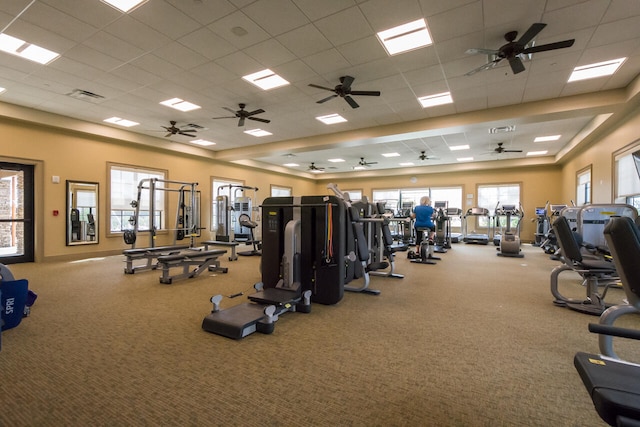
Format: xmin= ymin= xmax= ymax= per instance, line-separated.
xmin=66 ymin=180 xmax=98 ymax=246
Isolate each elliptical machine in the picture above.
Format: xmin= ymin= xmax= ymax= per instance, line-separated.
xmin=495 ymin=203 xmax=524 ymax=258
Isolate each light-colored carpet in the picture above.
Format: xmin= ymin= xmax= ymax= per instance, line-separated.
xmin=1 ymin=242 xmax=636 ymax=426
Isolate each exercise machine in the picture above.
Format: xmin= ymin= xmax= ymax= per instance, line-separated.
xmin=202 ymin=195 xmax=345 ymax=339
xmin=532 ymin=202 xmax=550 ymax=247
xmin=214 ymin=184 xmax=261 ymax=255
xmin=494 ymin=203 xmax=524 ymax=258
xmin=574 ymin=215 xmax=640 ymax=426
xmin=463 ymin=207 xmax=491 ymax=244
xmin=432 ymin=201 xmax=451 ymax=252
xmin=409 ymin=226 xmax=441 ymax=264
xmin=125 ymin=178 xmax=201 ymax=249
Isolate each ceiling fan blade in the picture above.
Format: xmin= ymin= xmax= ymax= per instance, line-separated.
xmin=344 ymin=95 xmax=359 ymax=109
xmin=237 ymin=117 xmax=245 ymax=127
xmin=466 ymin=48 xmax=500 ymax=55
xmin=516 ymin=23 xmax=546 ymax=47
xmin=308 ymin=83 xmax=335 ymax=92
xmin=222 ymin=107 xmax=237 ymax=114
xmin=504 ymin=149 xmax=523 ymax=153
xmin=350 ymin=90 xmax=381 ymax=97
xmin=341 ymin=75 xmax=355 ymax=90
xmin=246 ymin=109 xmax=265 ymax=116
xmin=165 ymin=133 xmax=172 ymax=137
xmin=508 ymin=56 xmax=526 ymax=74
xmin=211 ymin=116 xmax=236 ymax=119
xmin=317 ymin=94 xmax=338 ymax=104
xmin=465 ymin=59 xmax=501 ymax=76
xmin=523 ymin=39 xmax=575 ymax=54
xmin=248 ymin=117 xmax=270 ymax=124
xmin=179 ymin=132 xmax=196 ymax=138
xmin=180 ymin=129 xmax=196 ymax=133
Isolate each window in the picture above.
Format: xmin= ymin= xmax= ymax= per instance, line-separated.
xmin=576 ymin=167 xmax=591 ymax=206
xmin=372 ymin=186 xmax=463 ymax=219
xmin=477 ymin=184 xmax=521 ymax=228
xmin=341 ymin=189 xmax=362 ymax=202
xmin=270 ymin=185 xmax=292 ymax=197
xmin=109 ymin=164 xmax=166 ymax=233
xmin=614 ymin=143 xmax=640 ymax=209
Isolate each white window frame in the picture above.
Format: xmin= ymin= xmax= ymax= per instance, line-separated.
xmin=614 ymin=142 xmax=640 ymax=209
xmin=270 ymin=185 xmax=292 ymax=197
xmin=477 ymin=183 xmax=521 ymax=228
xmin=576 ymin=166 xmax=592 ymax=206
xmin=108 ymin=163 xmax=167 ymax=234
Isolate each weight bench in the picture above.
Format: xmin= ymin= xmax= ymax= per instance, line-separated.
xmin=201 ymin=240 xmax=239 ymax=261
xmin=202 ymin=282 xmax=312 ymax=339
xmin=156 ymin=249 xmax=227 ymax=284
xmin=123 ymin=245 xmax=190 ymax=274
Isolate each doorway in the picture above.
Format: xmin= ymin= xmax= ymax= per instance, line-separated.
xmin=0 ymin=162 xmax=34 ymax=264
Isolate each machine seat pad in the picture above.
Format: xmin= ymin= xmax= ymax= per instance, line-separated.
xmin=367 ymin=261 xmax=389 ymax=272
xmin=248 ymin=287 xmax=300 ymax=306
xmin=158 ymin=249 xmax=226 ymax=263
xmin=123 ymin=245 xmax=189 ymax=256
xmin=574 ymin=352 xmax=640 ymax=426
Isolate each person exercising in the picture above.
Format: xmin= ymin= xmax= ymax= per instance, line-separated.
xmin=411 ymin=196 xmax=435 ymax=252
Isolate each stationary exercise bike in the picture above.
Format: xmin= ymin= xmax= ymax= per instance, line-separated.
xmin=409 ymin=226 xmax=441 ymax=264
xmin=495 ymin=204 xmax=524 ymax=258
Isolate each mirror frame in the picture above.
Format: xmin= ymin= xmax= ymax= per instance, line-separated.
xmin=66 ymin=180 xmax=99 ymax=246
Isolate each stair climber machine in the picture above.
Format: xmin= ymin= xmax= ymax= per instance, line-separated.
xmin=202 ymin=196 xmax=345 ymax=339
xmin=493 ymin=203 xmax=524 ymax=258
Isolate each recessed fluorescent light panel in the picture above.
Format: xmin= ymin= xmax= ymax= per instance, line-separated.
xmin=418 ymin=92 xmax=453 ymax=108
xmin=328 ymin=158 xmax=345 ymax=163
xmin=0 ymin=87 xmax=5 ymax=94
xmin=568 ymin=58 xmax=626 ymax=82
xmin=104 ymin=117 xmax=139 ymax=127
xmin=534 ymin=135 xmax=561 ymax=142
xmin=310 ymin=169 xmax=325 ymax=174
xmin=244 ymin=128 xmax=272 ymax=137
xmin=283 ymin=163 xmax=299 ymax=167
xmin=353 ymin=166 xmax=367 ymax=171
xmin=160 ymin=98 xmax=201 ymax=112
xmin=242 ymin=69 xmax=289 ymax=90
xmin=100 ymin=0 xmax=148 ymax=13
xmin=457 ymin=157 xmax=474 ymax=162
xmin=449 ymin=145 xmax=469 ymax=151
xmin=399 ymin=162 xmax=415 ymax=166
xmin=382 ymin=152 xmax=400 ymax=158
xmin=527 ymin=150 xmax=548 ymax=156
xmin=316 ymin=114 xmax=347 ymax=125
xmin=0 ymin=34 xmax=59 ymax=64
xmin=190 ymin=139 xmax=216 ymax=146
xmin=377 ymin=19 xmax=433 ymax=56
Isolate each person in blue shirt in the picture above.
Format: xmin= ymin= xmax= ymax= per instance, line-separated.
xmin=411 ymin=196 xmax=435 ymax=252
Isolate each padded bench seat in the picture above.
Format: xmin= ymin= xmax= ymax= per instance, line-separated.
xmin=201 ymin=240 xmax=239 ymax=261
xmin=123 ymin=245 xmax=190 ymax=274
xmin=156 ymin=249 xmax=228 ymax=284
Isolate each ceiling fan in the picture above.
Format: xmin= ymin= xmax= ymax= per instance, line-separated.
xmin=418 ymin=151 xmax=438 ymax=161
xmin=358 ymin=157 xmax=378 ymax=167
xmin=493 ymin=142 xmax=523 ymax=154
xmin=308 ymin=76 xmax=381 ymax=109
xmin=212 ymin=103 xmax=270 ymax=127
xmin=307 ymin=162 xmax=325 ymax=172
xmin=465 ymin=23 xmax=575 ymax=76
xmin=160 ymin=121 xmax=197 ymax=138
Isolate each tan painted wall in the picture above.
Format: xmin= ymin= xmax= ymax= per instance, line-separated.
xmin=0 ymin=119 xmax=315 ymax=261
xmin=559 ymin=113 xmax=640 ymax=204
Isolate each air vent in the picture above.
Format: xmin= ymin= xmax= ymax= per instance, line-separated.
xmin=488 ymin=125 xmax=515 ymax=134
xmin=67 ymin=89 xmax=105 ymax=103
